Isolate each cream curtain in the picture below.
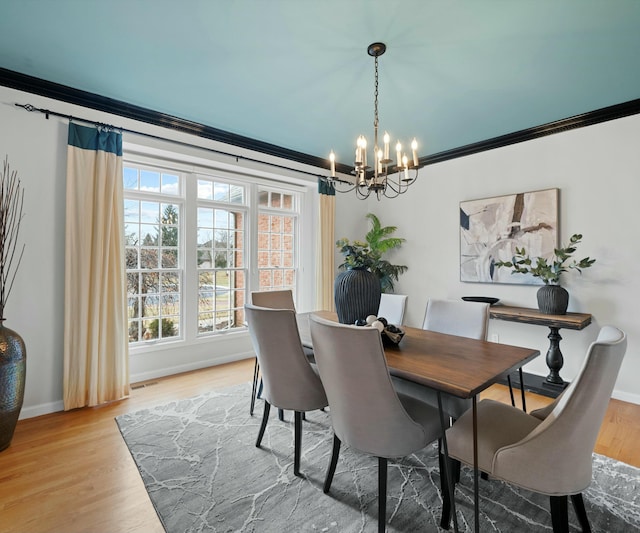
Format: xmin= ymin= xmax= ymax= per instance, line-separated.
xmin=63 ymin=123 xmax=129 ymax=410
xmin=316 ymin=179 xmax=336 ymax=311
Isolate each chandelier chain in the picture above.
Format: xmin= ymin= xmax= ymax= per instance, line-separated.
xmin=374 ymin=56 xmax=379 ymax=131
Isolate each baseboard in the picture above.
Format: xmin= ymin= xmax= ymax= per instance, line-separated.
xmin=611 ymin=389 xmax=640 ymax=405
xmin=129 ymin=351 xmax=254 ymax=385
xmin=19 ymin=400 xmax=65 ymax=420
xmin=17 ymin=351 xmax=255 ymax=420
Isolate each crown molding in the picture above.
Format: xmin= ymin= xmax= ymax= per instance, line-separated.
xmin=2 ymin=67 xmax=638 ymax=171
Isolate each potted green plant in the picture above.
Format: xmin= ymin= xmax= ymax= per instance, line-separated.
xmin=334 ymin=213 xmax=407 ymax=324
xmin=494 ymin=233 xmax=595 ymax=314
xmin=336 ymin=213 xmax=408 ymax=292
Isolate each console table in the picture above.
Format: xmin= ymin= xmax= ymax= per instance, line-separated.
xmin=489 ymin=305 xmax=592 ymax=396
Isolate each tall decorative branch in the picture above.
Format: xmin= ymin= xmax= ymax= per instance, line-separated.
xmin=0 ymin=156 xmax=25 ymax=321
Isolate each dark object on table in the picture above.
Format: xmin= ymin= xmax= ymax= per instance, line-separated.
xmin=462 ymin=296 xmax=500 ymax=305
xmin=382 ymin=325 xmax=405 ymax=346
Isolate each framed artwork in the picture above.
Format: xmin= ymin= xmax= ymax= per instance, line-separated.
xmin=460 ymin=188 xmax=559 ymax=284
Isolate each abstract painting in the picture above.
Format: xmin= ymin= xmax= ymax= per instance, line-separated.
xmin=460 ymin=188 xmax=559 ymax=284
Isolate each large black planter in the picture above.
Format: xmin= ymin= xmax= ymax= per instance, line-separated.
xmin=537 ymin=285 xmax=569 ymax=315
xmin=0 ymin=323 xmax=26 ymax=452
xmin=334 ymin=268 xmax=381 ymax=325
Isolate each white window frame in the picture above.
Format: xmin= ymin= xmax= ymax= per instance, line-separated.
xmin=123 ymin=146 xmax=315 ymax=360
xmin=123 ymin=161 xmax=186 ymax=347
xmin=254 ymin=183 xmax=300 ymax=298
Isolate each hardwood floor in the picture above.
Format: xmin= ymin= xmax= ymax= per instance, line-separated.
xmin=1 ymin=359 xmax=638 ymax=533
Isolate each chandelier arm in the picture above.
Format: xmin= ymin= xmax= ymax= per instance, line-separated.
xmin=334 ymin=182 xmax=357 ymax=193
xmin=355 ymin=186 xmax=372 ymax=200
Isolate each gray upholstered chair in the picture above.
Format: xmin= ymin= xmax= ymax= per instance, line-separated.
xmin=391 ymin=298 xmax=492 ymax=419
xmin=377 ymin=293 xmax=408 ymax=326
xmin=249 ymin=290 xmax=296 ymax=416
xmin=309 ymin=313 xmax=452 ymax=533
xmin=245 ymin=304 xmax=328 ymax=477
xmin=444 ymin=326 xmax=627 ymax=533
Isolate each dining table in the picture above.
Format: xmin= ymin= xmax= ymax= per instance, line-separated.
xmin=297 ymin=310 xmax=541 ymax=533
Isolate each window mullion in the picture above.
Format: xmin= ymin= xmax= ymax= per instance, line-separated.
xmin=183 ymin=172 xmax=199 ymax=341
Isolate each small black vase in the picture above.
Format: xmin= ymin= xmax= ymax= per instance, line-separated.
xmin=334 ymin=268 xmax=381 ymax=325
xmin=0 ymin=323 xmax=26 ymax=452
xmin=537 ymin=285 xmax=569 ymax=315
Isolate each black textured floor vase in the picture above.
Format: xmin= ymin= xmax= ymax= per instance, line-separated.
xmin=0 ymin=324 xmax=26 ymax=451
xmin=334 ymin=268 xmax=381 ymax=324
xmin=537 ymin=285 xmax=569 ymax=315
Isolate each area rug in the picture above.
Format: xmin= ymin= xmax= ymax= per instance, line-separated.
xmin=116 ymin=383 xmax=640 ymax=532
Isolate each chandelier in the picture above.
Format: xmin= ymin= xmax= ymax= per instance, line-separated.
xmin=326 ymin=42 xmax=419 ymax=200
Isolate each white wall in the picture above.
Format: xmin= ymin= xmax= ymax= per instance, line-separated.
xmin=0 ymin=86 xmax=321 ymax=418
xmin=3 ymin=81 xmax=638 ymax=418
xmin=334 ymin=113 xmax=639 ymax=404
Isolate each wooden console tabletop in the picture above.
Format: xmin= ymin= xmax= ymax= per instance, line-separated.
xmin=489 ymin=305 xmax=591 ymax=330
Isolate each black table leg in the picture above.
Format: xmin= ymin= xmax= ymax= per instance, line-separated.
xmin=545 ymin=326 xmax=565 ymax=384
xmin=473 ymin=395 xmax=479 ymax=533
xmin=437 ymin=391 xmax=458 ymax=533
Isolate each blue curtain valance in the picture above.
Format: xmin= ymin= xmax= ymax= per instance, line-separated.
xmin=67 ymin=122 xmax=122 ymax=156
xmin=318 ymin=178 xmax=335 ymax=196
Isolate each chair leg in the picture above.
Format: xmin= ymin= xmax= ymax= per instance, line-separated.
xmin=571 ymin=493 xmax=592 ymax=533
xmin=507 ymin=374 xmax=516 ymax=407
xmin=278 ymin=408 xmax=285 ymax=421
xmin=294 ymin=411 xmax=302 ymax=477
xmin=250 ymin=358 xmax=260 ymax=415
xmin=550 ymin=495 xmax=569 ymax=533
xmin=440 ymin=454 xmax=461 ymax=530
xmin=378 ymin=457 xmax=387 ymax=533
xmin=453 ymin=456 xmax=461 ymax=484
xmin=323 ymin=434 xmax=341 ymax=493
xmin=255 ymin=401 xmax=271 ymax=447
xmin=518 ymin=367 xmax=527 ymax=412
xmin=438 ymin=443 xmax=452 ymax=530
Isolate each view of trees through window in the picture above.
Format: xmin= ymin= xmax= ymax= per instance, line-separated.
xmin=124 ymin=166 xmax=181 ymax=343
xmin=196 ymin=178 xmax=247 ymax=334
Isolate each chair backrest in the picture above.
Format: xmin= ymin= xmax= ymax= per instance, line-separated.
xmin=309 ymin=314 xmax=429 ymax=458
xmin=245 ymin=304 xmax=326 ymax=411
xmin=251 ymin=289 xmax=295 ymax=310
xmin=377 ymin=293 xmax=408 ymax=326
xmin=422 ymin=298 xmax=489 ymax=340
xmin=493 ymin=326 xmax=627 ymax=494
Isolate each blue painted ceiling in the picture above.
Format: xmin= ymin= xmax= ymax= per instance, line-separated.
xmin=1 ymin=1 xmax=639 ymax=166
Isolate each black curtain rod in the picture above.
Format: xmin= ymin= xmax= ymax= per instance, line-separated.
xmin=14 ymin=102 xmax=328 ymax=181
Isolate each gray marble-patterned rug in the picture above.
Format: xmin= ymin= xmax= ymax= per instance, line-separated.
xmin=116 ymin=383 xmax=640 ymax=532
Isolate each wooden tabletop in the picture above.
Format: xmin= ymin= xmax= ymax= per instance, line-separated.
xmin=299 ymin=311 xmax=540 ymax=399
xmin=489 ymin=305 xmax=592 ymax=330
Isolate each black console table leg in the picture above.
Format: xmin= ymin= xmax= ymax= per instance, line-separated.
xmin=545 ymin=326 xmax=565 ymax=384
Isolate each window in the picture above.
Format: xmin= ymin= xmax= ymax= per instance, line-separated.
xmin=124 ymin=165 xmax=182 ymax=344
xmin=123 ymin=156 xmax=306 ymax=350
xmin=257 ymin=187 xmax=297 ymax=292
xmin=196 ymin=178 xmax=247 ymax=334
